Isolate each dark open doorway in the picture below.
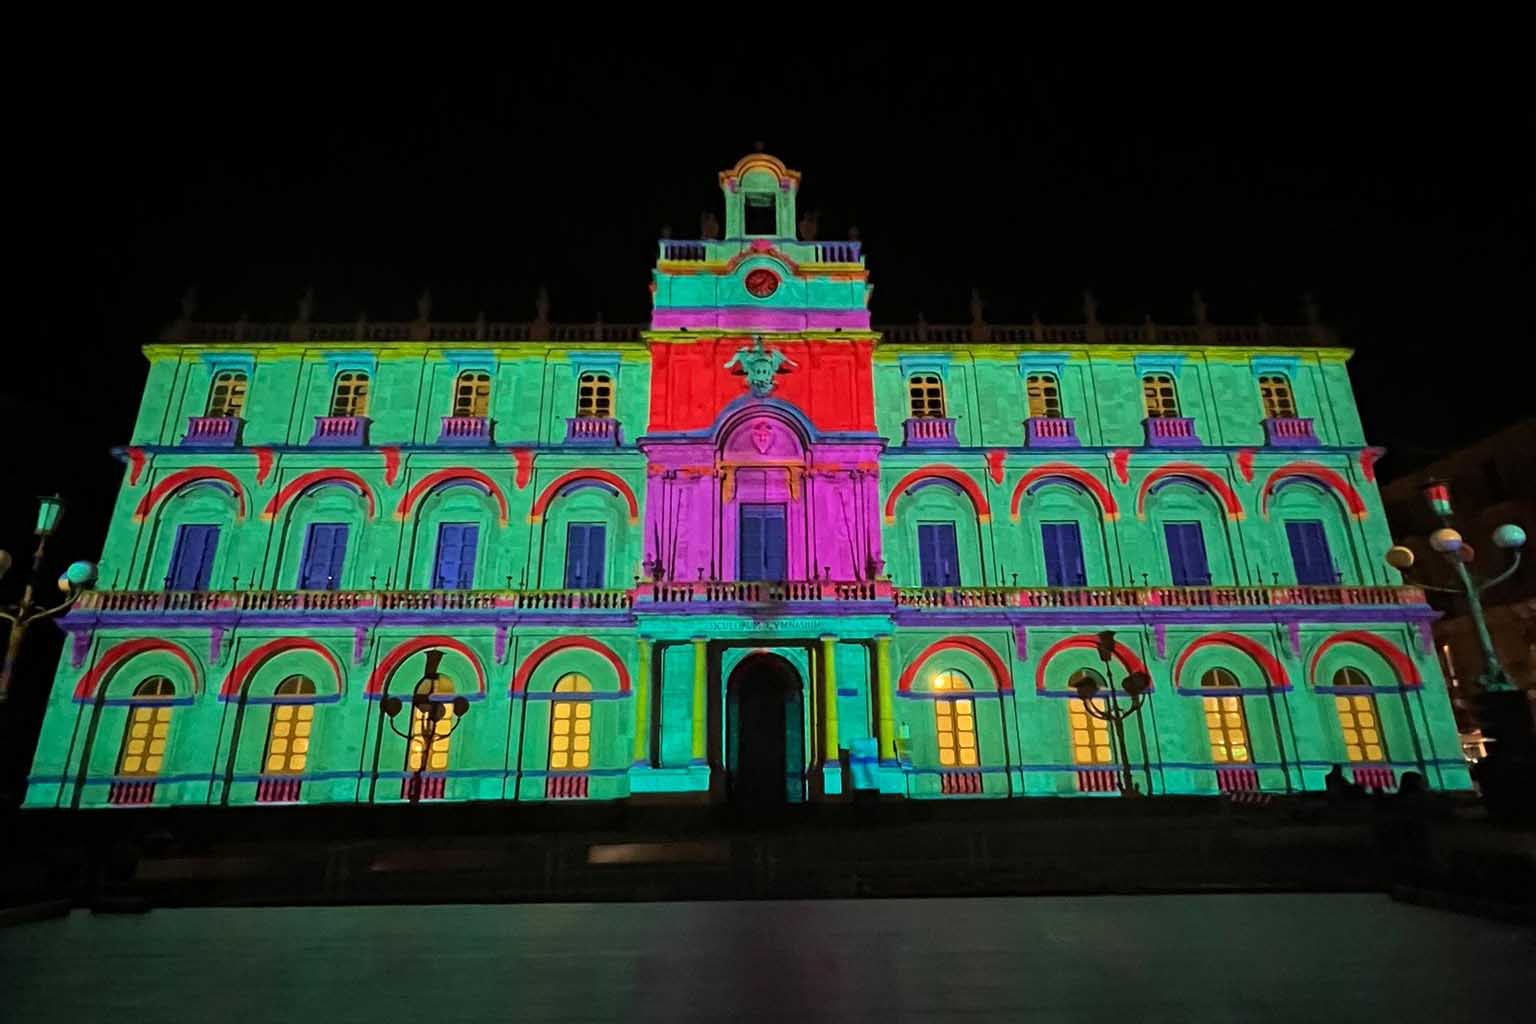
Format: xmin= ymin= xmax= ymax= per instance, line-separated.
xmin=725 ymin=653 xmax=805 ymax=806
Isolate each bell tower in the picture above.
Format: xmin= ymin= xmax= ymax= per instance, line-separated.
xmin=719 ymin=148 xmax=801 ymax=240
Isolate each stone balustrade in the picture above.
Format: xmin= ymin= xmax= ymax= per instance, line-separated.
xmin=182 ymin=416 xmax=242 ymax=447
xmin=902 ymin=417 xmax=957 ymax=445
xmin=1143 ymin=416 xmax=1200 ymax=447
xmin=1263 ymin=417 xmax=1319 ymax=447
xmin=310 ymin=415 xmax=369 ymax=446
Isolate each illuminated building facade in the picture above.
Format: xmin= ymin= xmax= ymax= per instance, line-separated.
xmin=25 ymin=152 xmax=1469 ymax=809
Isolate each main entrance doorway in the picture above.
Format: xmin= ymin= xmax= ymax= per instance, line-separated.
xmin=725 ymin=653 xmax=806 ymax=805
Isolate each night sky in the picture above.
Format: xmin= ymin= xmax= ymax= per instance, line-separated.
xmin=6 ymin=44 xmax=1533 ymax=582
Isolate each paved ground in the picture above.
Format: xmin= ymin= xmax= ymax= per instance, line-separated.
xmin=1 ymin=894 xmax=1530 ymax=1022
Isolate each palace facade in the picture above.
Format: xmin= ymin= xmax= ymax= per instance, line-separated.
xmin=26 ymin=152 xmax=1468 ymax=809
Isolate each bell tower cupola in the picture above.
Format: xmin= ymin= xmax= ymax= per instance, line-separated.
xmin=719 ymin=147 xmax=800 ymax=241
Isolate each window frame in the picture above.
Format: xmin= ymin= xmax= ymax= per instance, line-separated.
xmin=1258 ymin=373 xmax=1297 ymax=420
xmin=576 ymin=371 xmax=614 ymax=419
xmin=117 ymin=676 xmax=176 ymax=777
xmin=452 ymin=370 xmax=492 ymax=418
xmin=1025 ymin=372 xmax=1063 ymax=418
xmin=907 ymin=373 xmax=946 ymax=419
xmin=206 ymin=370 xmax=249 ymax=418
xmin=1199 ymin=667 xmax=1251 ymax=764
xmin=1141 ymin=372 xmax=1181 ymax=419
xmin=1331 ymin=667 xmax=1387 ymax=763
xmin=1066 ymin=669 xmax=1114 ymax=765
xmin=405 ymin=675 xmax=456 ymax=773
xmin=548 ymin=672 xmax=594 ymax=771
xmin=330 ymin=370 xmax=371 ymax=418
xmin=263 ymin=675 xmax=317 ymax=776
xmin=931 ymin=669 xmax=979 ymax=768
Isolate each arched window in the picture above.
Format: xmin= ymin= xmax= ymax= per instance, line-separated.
xmin=118 ymin=676 xmax=175 ymax=777
xmin=576 ymin=372 xmax=613 ymax=419
xmin=908 ymin=374 xmax=946 ymax=419
xmin=263 ymin=675 xmax=316 ymax=775
xmin=1258 ymin=374 xmax=1296 ymax=419
xmin=1200 ymin=667 xmax=1249 ymax=763
xmin=932 ymin=670 xmax=978 ymax=767
xmin=548 ymin=673 xmax=593 ymax=771
xmin=1067 ymin=669 xmax=1113 ymax=765
xmin=1026 ymin=373 xmax=1063 ymax=418
xmin=406 ymin=675 xmax=456 ymax=774
xmin=1142 ymin=373 xmax=1180 ymax=418
xmin=452 ymin=371 xmax=492 ymax=418
xmin=207 ymin=371 xmax=248 ymax=418
xmin=330 ymin=371 xmax=370 ymax=417
xmin=1331 ymin=667 xmax=1386 ymax=762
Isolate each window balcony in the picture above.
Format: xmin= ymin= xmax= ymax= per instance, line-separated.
xmin=1143 ymin=416 xmax=1200 ymax=447
xmin=182 ymin=416 xmax=242 ymax=447
xmin=256 ymin=778 xmax=303 ymax=803
xmin=565 ymin=416 xmax=621 ymax=445
xmin=1024 ymin=416 xmax=1080 ymax=447
xmin=1262 ymin=417 xmax=1318 ymax=447
xmin=310 ymin=415 xmax=369 ymax=446
xmin=438 ymin=416 xmax=493 ymax=445
xmin=903 ymin=417 xmax=957 ymax=445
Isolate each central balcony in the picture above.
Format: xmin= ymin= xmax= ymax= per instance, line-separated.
xmin=182 ymin=416 xmax=242 ymax=447
xmin=1024 ymin=417 xmax=1080 ymax=447
xmin=438 ymin=416 xmax=493 ymax=445
xmin=1143 ymin=416 xmax=1200 ymax=447
xmin=310 ymin=415 xmax=369 ymax=446
xmin=565 ymin=416 xmax=621 ymax=445
xmin=903 ymin=417 xmax=957 ymax=446
xmin=1263 ymin=417 xmax=1319 ymax=447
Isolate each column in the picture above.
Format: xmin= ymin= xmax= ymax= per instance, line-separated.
xmin=690 ymin=637 xmax=708 ymax=762
xmin=875 ymin=634 xmax=896 ymax=761
xmin=820 ymin=634 xmax=840 ymax=763
xmin=632 ymin=638 xmax=651 ymax=765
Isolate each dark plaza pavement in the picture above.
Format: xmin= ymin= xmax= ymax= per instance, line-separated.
xmin=1 ymin=894 xmax=1531 ymax=1022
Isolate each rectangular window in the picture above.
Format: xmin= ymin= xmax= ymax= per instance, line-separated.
xmin=298 ymin=522 xmax=349 ymax=591
xmin=1164 ymin=522 xmax=1211 ymax=586
xmin=167 ymin=524 xmax=219 ymax=591
xmin=1041 ymin=522 xmax=1087 ymax=587
xmin=1025 ymin=373 xmax=1062 ymax=418
xmin=1335 ymin=695 xmax=1385 ymax=762
xmin=563 ymin=523 xmax=607 ymax=590
xmin=744 ymin=193 xmax=777 ymax=235
xmin=1285 ymin=520 xmax=1335 ymax=585
xmin=1142 ymin=373 xmax=1180 ymax=418
xmin=1258 ymin=374 xmax=1296 ymax=419
xmin=432 ymin=523 xmax=480 ymax=590
xmin=917 ymin=522 xmax=961 ymax=587
xmin=738 ymin=503 xmax=787 ymax=581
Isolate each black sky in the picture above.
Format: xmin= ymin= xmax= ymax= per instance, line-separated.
xmin=6 ymin=43 xmax=1534 ymax=572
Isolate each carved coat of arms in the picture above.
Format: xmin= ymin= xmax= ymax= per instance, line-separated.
xmin=723 ymin=335 xmax=797 ymax=397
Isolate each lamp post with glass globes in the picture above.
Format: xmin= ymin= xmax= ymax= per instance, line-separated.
xmin=1384 ymin=478 xmax=1530 ymax=814
xmin=1072 ymin=629 xmax=1153 ymax=796
xmin=0 ymin=495 xmax=98 ymax=703
xmin=380 ymin=650 xmax=470 ymax=804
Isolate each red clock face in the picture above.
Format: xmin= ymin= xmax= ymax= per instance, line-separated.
xmin=744 ymin=268 xmax=779 ymax=298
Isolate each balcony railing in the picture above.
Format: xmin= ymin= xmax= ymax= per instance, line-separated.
xmin=659 ymin=241 xmax=709 ymax=262
xmin=903 ymin=417 xmax=957 ymax=445
xmin=438 ymin=416 xmax=493 ymax=445
xmin=1263 ymin=417 xmax=1319 ymax=447
xmin=310 ymin=415 xmax=369 ymax=446
xmin=70 ymin=582 xmax=1427 ymax=620
xmin=1144 ymin=416 xmax=1200 ymax=447
xmin=1024 ymin=417 xmax=1079 ymax=447
xmin=182 ymin=416 xmax=242 ymax=447
xmin=812 ymin=241 xmax=862 ymax=264
xmin=565 ymin=416 xmax=621 ymax=445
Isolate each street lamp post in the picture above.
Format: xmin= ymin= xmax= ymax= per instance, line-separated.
xmin=1386 ymin=478 xmax=1530 ymax=815
xmin=0 ymin=495 xmax=98 ymax=702
xmin=380 ymin=650 xmax=470 ymax=804
xmin=1072 ymin=629 xmax=1153 ymax=796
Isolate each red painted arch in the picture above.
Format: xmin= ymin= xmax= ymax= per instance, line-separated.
xmin=219 ymin=637 xmax=345 ymax=699
xmin=133 ymin=467 xmax=247 ymax=522
xmin=1033 ymin=635 xmax=1149 ymax=692
xmin=1309 ymin=631 xmax=1422 ymax=687
xmin=1135 ymin=463 xmax=1244 ymax=520
xmin=897 ymin=636 xmax=1012 ymax=693
xmin=365 ymin=636 xmax=487 ymax=697
xmin=511 ymin=636 xmax=632 ymax=694
xmin=74 ymin=638 xmax=201 ymax=701
xmin=395 ymin=469 xmax=510 ymax=525
xmin=1172 ymin=632 xmax=1291 ymax=688
xmin=1008 ymin=464 xmax=1118 ymax=521
xmin=884 ymin=466 xmax=991 ymax=524
xmin=1259 ymin=462 xmax=1368 ymax=519
xmin=529 ymin=470 xmax=640 ymax=524
xmin=262 ymin=469 xmax=377 ymax=521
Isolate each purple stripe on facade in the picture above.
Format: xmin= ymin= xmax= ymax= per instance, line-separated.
xmin=650 ymin=307 xmax=872 ymax=331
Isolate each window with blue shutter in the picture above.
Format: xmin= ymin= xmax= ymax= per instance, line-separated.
xmin=1041 ymin=522 xmax=1087 ymax=587
xmin=738 ymin=504 xmax=787 ymax=581
xmin=432 ymin=523 xmax=480 ymax=590
xmin=1285 ymin=520 xmax=1335 ymax=584
xmin=167 ymin=524 xmax=219 ymax=591
xmin=1164 ymin=522 xmax=1211 ymax=586
xmin=917 ymin=522 xmax=961 ymax=587
xmin=564 ymin=523 xmax=607 ymax=589
xmin=298 ymin=523 xmax=349 ymax=591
